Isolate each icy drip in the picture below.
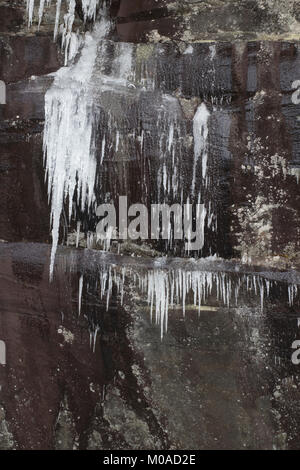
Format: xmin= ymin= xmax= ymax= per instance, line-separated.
xmin=27 ymin=0 xmax=84 ymax=63
xmin=113 ymin=42 xmax=134 ymax=80
xmin=192 ymin=102 xmax=218 ymax=245
xmin=192 ymin=103 xmax=210 ymax=192
xmin=81 ymin=42 xmax=135 ymax=252
xmin=26 ymin=0 xmax=100 ymax=32
xmin=290 ymin=167 xmax=300 ymax=184
xmin=288 ymin=284 xmax=298 ymax=307
xmin=27 ymin=0 xmax=59 ymax=28
xmin=27 ymin=0 xmax=35 ymax=26
xmin=54 ymin=0 xmax=61 ymax=39
xmin=38 ymin=0 xmax=48 ymax=28
xmin=44 ymin=19 xmax=110 ymax=279
xmin=208 ymin=44 xmax=217 ymax=98
xmin=61 ymin=0 xmax=77 ymax=64
xmin=82 ymin=0 xmax=100 ymax=22
xmin=155 ymin=97 xmax=185 ymax=203
xmin=78 ymin=274 xmax=84 ymax=315
xmin=77 ymin=264 xmax=300 ymax=341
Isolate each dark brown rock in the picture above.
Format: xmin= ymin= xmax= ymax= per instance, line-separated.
xmin=0 ymin=243 xmax=299 ymax=449
xmin=0 ymin=0 xmax=300 ymax=452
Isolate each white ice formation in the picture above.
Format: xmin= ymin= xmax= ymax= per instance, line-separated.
xmin=77 ymin=264 xmax=299 ymax=340
xmin=44 ymin=17 xmax=111 ymax=279
xmin=26 ymin=0 xmax=100 ymax=29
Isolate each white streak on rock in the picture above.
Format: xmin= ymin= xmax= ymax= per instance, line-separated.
xmin=192 ymin=103 xmax=210 ymax=193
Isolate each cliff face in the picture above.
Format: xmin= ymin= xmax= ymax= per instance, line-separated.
xmin=112 ymin=0 xmax=300 ymax=42
xmin=1 ymin=0 xmax=299 ymax=265
xmin=0 ymin=0 xmax=300 ymax=450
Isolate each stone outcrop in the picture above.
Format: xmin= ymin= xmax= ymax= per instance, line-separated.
xmin=0 ymin=0 xmax=300 ymax=450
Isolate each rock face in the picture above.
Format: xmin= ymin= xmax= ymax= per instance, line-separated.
xmin=0 ymin=243 xmax=299 ymax=450
xmin=0 ymin=0 xmax=300 ymax=450
xmin=112 ymin=0 xmax=300 ymax=42
xmin=1 ymin=1 xmax=299 ymax=264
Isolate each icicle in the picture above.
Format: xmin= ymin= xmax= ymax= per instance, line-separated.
xmin=27 ymin=0 xmax=61 ymax=38
xmin=53 ymin=0 xmax=62 ymax=40
xmin=168 ymin=122 xmax=174 ymax=153
xmin=61 ymin=0 xmax=76 ymax=65
xmin=38 ymin=0 xmax=45 ymax=28
xmin=288 ymin=284 xmax=298 ymax=307
xmin=78 ymin=274 xmax=83 ymax=315
xmin=259 ymin=278 xmax=264 ymax=313
xmin=27 ymin=0 xmax=35 ymax=26
xmin=76 ymin=221 xmax=81 ymax=248
xmin=93 ymin=326 xmax=99 ymax=352
xmin=100 ymin=135 xmax=106 ymax=163
xmin=192 ymin=103 xmax=210 ymax=194
xmin=290 ymin=167 xmax=300 ymax=184
xmin=81 ymin=0 xmax=100 ymax=22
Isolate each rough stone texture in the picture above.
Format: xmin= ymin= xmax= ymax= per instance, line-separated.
xmin=0 ymin=244 xmax=300 ymax=449
xmin=112 ymin=0 xmax=300 ymax=42
xmin=0 ymin=243 xmax=299 ymax=449
xmin=0 ymin=0 xmax=300 ymax=451
xmin=0 ymin=1 xmax=299 ymax=264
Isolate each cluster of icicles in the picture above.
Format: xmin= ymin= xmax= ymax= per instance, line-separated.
xmin=78 ymin=266 xmax=299 ymax=340
xmin=27 ymin=0 xmax=217 ymax=279
xmin=27 ymin=0 xmax=99 ymax=28
xmin=27 ymin=1 xmax=300 ymax=343
xmin=26 ymin=0 xmax=100 ymax=63
xmin=44 ymin=17 xmax=111 ymax=279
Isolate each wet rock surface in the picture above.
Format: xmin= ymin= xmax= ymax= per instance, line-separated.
xmin=0 ymin=2 xmax=299 ymax=264
xmin=0 ymin=243 xmax=299 ymax=449
xmin=0 ymin=0 xmax=300 ymax=450
xmin=112 ymin=0 xmax=300 ymax=42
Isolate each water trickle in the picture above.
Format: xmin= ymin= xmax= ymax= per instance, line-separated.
xmin=78 ymin=274 xmax=84 ymax=315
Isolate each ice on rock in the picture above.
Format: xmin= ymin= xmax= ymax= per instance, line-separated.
xmin=26 ymin=0 xmax=35 ymax=26
xmin=193 ymin=102 xmax=210 ymax=192
xmin=61 ymin=0 xmax=76 ymax=65
xmin=78 ymin=274 xmax=84 ymax=316
xmin=27 ymin=0 xmax=100 ymax=36
xmin=54 ymin=0 xmax=62 ymax=40
xmin=38 ymin=0 xmax=45 ymax=28
xmin=76 ymin=262 xmax=299 ymax=341
xmin=44 ymin=18 xmax=111 ymax=279
xmin=26 ymin=0 xmax=300 ymax=345
xmin=288 ymin=284 xmax=298 ymax=307
xmin=82 ymin=0 xmax=100 ymax=22
xmin=27 ymin=0 xmax=54 ymax=28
